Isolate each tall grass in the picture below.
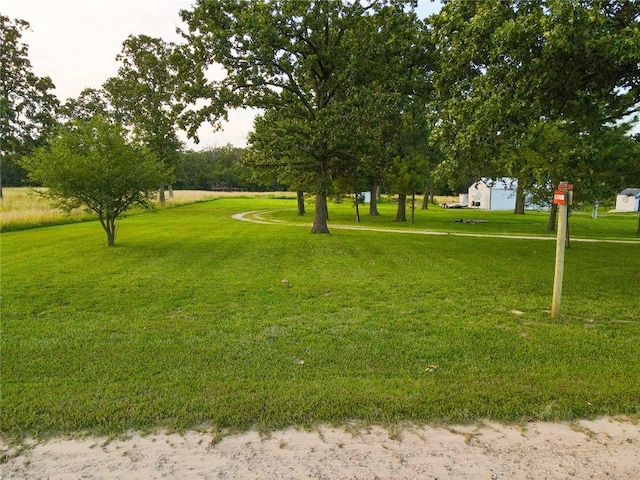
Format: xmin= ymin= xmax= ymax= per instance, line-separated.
xmin=0 ymin=187 xmax=92 ymax=231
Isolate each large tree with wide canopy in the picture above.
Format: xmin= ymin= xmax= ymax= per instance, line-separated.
xmin=177 ymin=0 xmax=428 ymax=233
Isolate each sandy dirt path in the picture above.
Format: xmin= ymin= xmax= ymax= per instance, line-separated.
xmin=2 ymin=417 xmax=639 ymax=479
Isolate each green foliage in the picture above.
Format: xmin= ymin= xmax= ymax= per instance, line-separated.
xmin=179 ymin=0 xmax=430 ymax=232
xmin=59 ymin=87 xmax=112 ymax=122
xmin=1 ymin=199 xmax=638 ymax=440
xmin=104 ymin=35 xmax=183 ymax=196
xmin=0 ymin=14 xmax=59 ymax=191
xmin=22 ymin=115 xmax=167 ymax=245
xmin=174 ymin=144 xmax=257 ymax=190
xmin=430 ymin=0 xmax=640 ymax=196
xmin=245 ymin=107 xmax=322 ymax=194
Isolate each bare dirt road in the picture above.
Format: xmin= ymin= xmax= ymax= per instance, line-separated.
xmin=2 ymin=417 xmax=639 ymax=479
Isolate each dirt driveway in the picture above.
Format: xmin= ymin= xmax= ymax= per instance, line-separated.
xmin=2 ymin=417 xmax=639 ymax=479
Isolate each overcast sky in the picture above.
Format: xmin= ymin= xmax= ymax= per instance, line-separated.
xmin=3 ymin=0 xmax=442 ymax=150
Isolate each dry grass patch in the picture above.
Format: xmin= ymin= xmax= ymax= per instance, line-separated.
xmin=0 ymin=188 xmax=296 ymax=231
xmin=164 ymin=190 xmax=296 ymax=204
xmin=0 ymin=187 xmax=90 ymax=230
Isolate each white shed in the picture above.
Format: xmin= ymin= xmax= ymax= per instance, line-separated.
xmin=615 ymin=188 xmax=640 ymax=212
xmin=468 ymin=178 xmax=517 ymax=210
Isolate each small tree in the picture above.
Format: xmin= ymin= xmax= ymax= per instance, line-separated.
xmin=23 ymin=115 xmax=166 ymax=246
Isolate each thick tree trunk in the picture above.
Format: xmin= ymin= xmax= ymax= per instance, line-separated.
xmin=395 ymin=194 xmax=407 ymax=222
xmin=369 ymin=184 xmax=380 ymax=216
xmin=354 ymin=192 xmax=361 ymax=223
xmin=296 ymin=190 xmax=305 ymax=215
xmin=169 ymin=184 xmax=174 ymax=199
xmin=548 ymin=203 xmax=557 ymax=231
xmin=421 ymin=186 xmax=429 ymax=210
xmin=159 ymin=183 xmax=166 ymax=205
xmin=514 ymin=183 xmax=525 ymax=214
xmin=311 ymin=192 xmax=330 ymax=233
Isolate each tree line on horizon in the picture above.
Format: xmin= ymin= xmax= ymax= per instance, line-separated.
xmin=2 ymin=0 xmax=640 ymax=243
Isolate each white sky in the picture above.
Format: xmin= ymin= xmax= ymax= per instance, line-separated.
xmin=2 ymin=0 xmax=443 ymax=150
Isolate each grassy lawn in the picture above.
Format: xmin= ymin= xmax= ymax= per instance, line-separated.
xmin=273 ymin=198 xmax=640 ymax=239
xmin=1 ymin=197 xmax=639 ymax=440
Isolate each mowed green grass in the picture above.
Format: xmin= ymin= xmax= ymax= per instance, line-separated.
xmin=1 ymin=198 xmax=639 ymax=440
xmin=273 ymin=198 xmax=640 ymax=239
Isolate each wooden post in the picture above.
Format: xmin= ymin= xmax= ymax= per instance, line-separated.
xmin=551 ymin=182 xmax=568 ymax=318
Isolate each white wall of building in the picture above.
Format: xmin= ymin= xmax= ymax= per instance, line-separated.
xmin=615 ymin=193 xmax=640 ymax=212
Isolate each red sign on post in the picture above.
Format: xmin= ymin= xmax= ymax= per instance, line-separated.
xmin=553 ymin=190 xmax=565 ymax=205
xmin=558 ymin=183 xmax=574 ymax=191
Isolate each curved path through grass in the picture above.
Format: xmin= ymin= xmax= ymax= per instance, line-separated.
xmin=233 ymin=209 xmax=640 ymax=244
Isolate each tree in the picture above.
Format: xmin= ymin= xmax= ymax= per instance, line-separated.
xmin=390 ymin=151 xmax=432 ymax=223
xmin=245 ymin=107 xmax=318 ymax=214
xmin=174 ymin=144 xmax=253 ymax=190
xmin=22 ymin=115 xmax=167 ymax=246
xmin=0 ymin=15 xmax=59 ymax=197
xmin=104 ymin=35 xmax=183 ymax=204
xmin=430 ymin=0 xmax=640 ymax=212
xmin=59 ymin=87 xmax=112 ymax=122
xmin=384 ymin=102 xmax=434 ymax=223
xmin=178 ymin=0 xmax=426 ymax=233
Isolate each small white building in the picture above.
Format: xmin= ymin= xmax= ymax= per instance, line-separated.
xmin=468 ymin=178 xmax=518 ymax=210
xmin=615 ymin=188 xmax=640 ymax=212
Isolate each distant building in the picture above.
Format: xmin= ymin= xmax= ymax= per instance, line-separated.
xmin=615 ymin=188 xmax=640 ymax=212
xmin=468 ymin=178 xmax=518 ymax=210
xmin=467 ymin=178 xmax=546 ymax=211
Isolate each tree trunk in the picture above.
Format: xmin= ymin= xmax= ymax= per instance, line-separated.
xmin=106 ymin=226 xmax=116 ymax=246
xmin=354 ymin=192 xmax=360 ymax=223
xmin=548 ymin=203 xmax=557 ymax=231
xmin=159 ymin=183 xmax=166 ymax=205
xmin=296 ymin=190 xmax=305 ymax=215
xmin=369 ymin=184 xmax=380 ymax=216
xmin=395 ymin=194 xmax=407 ymax=222
xmin=100 ymin=216 xmax=117 ymax=246
xmin=411 ymin=192 xmax=416 ymax=224
xmin=311 ymin=192 xmax=330 ymax=233
xmin=513 ymin=183 xmax=525 ymax=214
xmin=421 ymin=186 xmax=429 ymax=210
xmin=169 ymin=184 xmax=174 ymax=199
